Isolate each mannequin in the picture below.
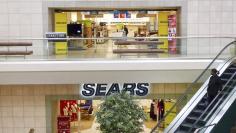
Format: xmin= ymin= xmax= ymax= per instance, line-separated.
xmin=63 ymin=106 xmax=69 ymax=116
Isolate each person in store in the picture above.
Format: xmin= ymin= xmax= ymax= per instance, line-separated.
xmin=123 ymin=25 xmax=129 ymax=37
xmin=150 ymin=99 xmax=157 ymax=120
xmin=207 ymin=68 xmax=223 ymax=105
xmin=158 ymin=99 xmax=165 ymax=121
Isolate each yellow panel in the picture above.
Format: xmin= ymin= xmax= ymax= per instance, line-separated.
xmin=164 ymin=101 xmax=176 ymax=127
xmin=55 ymin=13 xmax=67 ymax=55
xmin=158 ymin=12 xmax=169 ymax=50
xmin=55 ymin=42 xmax=67 ymax=55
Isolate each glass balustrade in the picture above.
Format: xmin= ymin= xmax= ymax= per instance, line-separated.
xmin=0 ymin=37 xmax=234 ymax=61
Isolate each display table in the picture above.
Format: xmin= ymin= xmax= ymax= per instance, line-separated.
xmin=109 ymin=31 xmax=124 ymax=37
xmin=113 ymin=40 xmax=165 ymax=54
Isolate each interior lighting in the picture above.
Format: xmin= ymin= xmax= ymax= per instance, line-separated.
xmin=71 ymin=12 xmax=77 ymax=22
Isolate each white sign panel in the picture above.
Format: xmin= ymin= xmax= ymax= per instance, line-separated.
xmin=80 ymin=83 xmax=150 ymax=98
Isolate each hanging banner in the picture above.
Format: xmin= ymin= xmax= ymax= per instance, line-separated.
xmin=114 ymin=10 xmax=120 ymax=18
xmin=119 ymin=11 xmax=126 ymax=18
xmin=60 ymin=100 xmax=78 ymax=121
xmin=126 ymin=11 xmax=131 ymax=18
xmin=168 ymin=14 xmax=177 ymax=54
xmin=158 ymin=12 xmax=169 ymax=51
xmin=57 ymin=116 xmax=70 ymax=133
xmin=55 ymin=12 xmax=68 ymax=55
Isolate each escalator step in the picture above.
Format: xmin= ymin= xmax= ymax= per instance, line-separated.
xmin=180 ymin=123 xmax=197 ymax=132
xmin=219 ymin=91 xmax=229 ymax=95
xmin=197 ymin=103 xmax=207 ymax=110
xmin=223 ymin=72 xmax=234 ymax=75
xmin=228 ymin=67 xmax=236 ymax=70
xmin=226 ymin=85 xmax=234 ymax=89
xmin=181 ymin=123 xmax=192 ymax=128
xmin=175 ymin=130 xmax=188 ymax=133
xmin=192 ymin=109 xmax=204 ymax=114
xmin=226 ymin=68 xmax=236 ymax=73
xmin=186 ymin=116 xmax=199 ymax=123
xmin=198 ymin=102 xmax=207 ymax=107
xmin=221 ymin=73 xmax=234 ymax=79
xmin=187 ymin=116 xmax=198 ymax=120
xmin=186 ymin=116 xmax=206 ymax=124
xmin=221 ymin=79 xmax=236 ymax=83
xmin=229 ymin=66 xmax=236 ymax=69
xmin=221 ymin=78 xmax=229 ymax=81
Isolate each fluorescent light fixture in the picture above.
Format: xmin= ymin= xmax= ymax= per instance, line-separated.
xmin=71 ymin=12 xmax=77 ymax=22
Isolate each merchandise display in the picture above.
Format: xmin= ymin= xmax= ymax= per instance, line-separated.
xmin=67 ymin=24 xmax=82 ymax=37
xmin=54 ymin=98 xmax=176 ymax=133
xmin=52 ymin=10 xmax=177 ymax=55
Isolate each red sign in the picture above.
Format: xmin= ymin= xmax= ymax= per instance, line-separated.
xmin=58 ymin=130 xmax=70 ymax=133
xmin=120 ymin=12 xmax=126 ymax=18
xmin=60 ymin=100 xmax=78 ymax=121
xmin=57 ymin=116 xmax=70 ymax=133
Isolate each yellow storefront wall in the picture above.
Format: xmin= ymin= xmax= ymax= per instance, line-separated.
xmin=55 ymin=13 xmax=68 ymax=55
xmin=158 ymin=12 xmax=169 ymax=51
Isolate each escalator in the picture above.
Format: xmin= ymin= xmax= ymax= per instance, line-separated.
xmin=150 ymin=41 xmax=236 ymax=133
xmin=174 ymin=63 xmax=236 ymax=133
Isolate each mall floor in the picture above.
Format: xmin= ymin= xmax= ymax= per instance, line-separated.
xmin=66 ymin=40 xmax=166 ymax=59
xmin=76 ymin=107 xmax=166 ymax=133
xmin=77 ymin=114 xmax=161 ymax=133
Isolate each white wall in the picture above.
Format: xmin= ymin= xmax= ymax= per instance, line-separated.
xmin=0 ymin=0 xmax=44 ymax=55
xmin=0 ymin=84 xmax=78 ymax=133
xmin=187 ymin=0 xmax=236 ymax=55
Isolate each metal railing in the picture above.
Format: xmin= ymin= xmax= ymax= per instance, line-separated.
xmin=150 ymin=40 xmax=236 ymax=133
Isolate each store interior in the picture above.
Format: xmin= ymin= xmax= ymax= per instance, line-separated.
xmin=52 ymin=9 xmax=178 ymax=57
xmin=55 ymin=99 xmax=176 ymax=133
xmin=50 ymin=83 xmax=201 ymax=133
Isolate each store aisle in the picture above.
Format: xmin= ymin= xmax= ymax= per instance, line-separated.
xmin=80 ymin=118 xmax=152 ymax=133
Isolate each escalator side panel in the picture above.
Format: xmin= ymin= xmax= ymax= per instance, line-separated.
xmin=204 ymin=87 xmax=236 ymax=133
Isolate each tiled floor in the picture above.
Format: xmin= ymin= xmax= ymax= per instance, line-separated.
xmin=76 ymin=115 xmax=165 ymax=133
xmin=79 ymin=119 xmax=154 ymax=133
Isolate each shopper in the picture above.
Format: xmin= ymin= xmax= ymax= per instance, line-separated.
xmin=150 ymin=99 xmax=157 ymax=120
xmin=207 ymin=68 xmax=223 ymax=105
xmin=158 ymin=99 xmax=165 ymax=121
xmin=123 ymin=25 xmax=129 ymax=37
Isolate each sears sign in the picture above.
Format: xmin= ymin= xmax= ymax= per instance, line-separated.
xmin=80 ymin=83 xmax=149 ymax=97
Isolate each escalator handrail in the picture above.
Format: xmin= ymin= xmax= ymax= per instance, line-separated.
xmin=188 ymin=71 xmax=236 ymax=133
xmin=151 ymin=40 xmax=236 ymax=133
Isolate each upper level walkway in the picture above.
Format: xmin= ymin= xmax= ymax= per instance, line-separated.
xmin=0 ymin=37 xmax=233 ymax=84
